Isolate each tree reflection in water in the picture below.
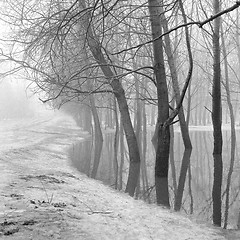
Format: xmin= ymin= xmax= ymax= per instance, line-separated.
xmin=68 ymin=129 xmax=240 ymax=229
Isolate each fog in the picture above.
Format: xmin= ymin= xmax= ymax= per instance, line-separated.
xmin=0 ymin=12 xmax=48 ymax=121
xmin=0 ymin=79 xmax=51 ymax=120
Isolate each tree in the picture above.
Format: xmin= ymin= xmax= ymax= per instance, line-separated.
xmin=78 ymin=0 xmax=141 ymax=196
xmin=148 ymin=0 xmax=170 ymax=207
xmin=221 ymin=24 xmax=236 ymax=229
xmin=211 ymin=0 xmax=223 ymax=227
xmin=2 ymin=0 xmax=240 ymax=218
xmin=161 ymin=0 xmax=193 ymax=211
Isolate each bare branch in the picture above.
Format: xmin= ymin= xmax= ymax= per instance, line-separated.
xmin=113 ymin=1 xmax=240 ymax=55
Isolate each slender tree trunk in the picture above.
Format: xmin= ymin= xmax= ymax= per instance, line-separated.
xmin=79 ymin=0 xmax=140 ymax=197
xmin=82 ymin=104 xmax=92 ymax=133
xmin=174 ymin=0 xmax=194 ymax=211
xmin=90 ymin=96 xmax=103 ymax=179
xmin=169 ymin=91 xmax=177 ymax=197
xmin=161 ymin=11 xmax=192 ymax=150
xmin=151 ymin=105 xmax=156 ymax=126
xmin=161 ymin=1 xmax=193 ymax=211
xmin=237 ymin=9 xmax=240 ymax=71
xmin=132 ymin=54 xmax=142 ymax=155
xmin=133 ymin=58 xmax=142 ymax=198
xmin=113 ymin=97 xmax=119 ymax=189
xmin=212 ymin=0 xmax=223 ymax=227
xmin=186 ymin=82 xmax=191 ymax=127
xmin=174 ymin=148 xmax=192 ymax=210
xmin=141 ymin=91 xmax=149 ymax=199
xmin=119 ymin=118 xmax=124 ymax=190
xmin=148 ymin=0 xmax=170 ymax=207
xmin=236 ymin=9 xmax=240 ymax=123
xmin=188 ymin=164 xmax=193 ymax=214
xmin=82 ymin=48 xmax=103 ymax=179
xmin=221 ymin=28 xmax=236 ymax=229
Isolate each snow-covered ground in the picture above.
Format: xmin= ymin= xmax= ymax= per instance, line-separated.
xmin=0 ymin=112 xmax=239 ymax=240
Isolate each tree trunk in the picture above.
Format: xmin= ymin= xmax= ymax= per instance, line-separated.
xmin=79 ymin=0 xmax=140 ymax=196
xmin=169 ymin=102 xmax=177 ymax=198
xmin=141 ymin=91 xmax=149 ymax=200
xmin=186 ymin=83 xmax=191 ymax=127
xmin=161 ymin=11 xmax=192 ymax=150
xmin=119 ymin=118 xmax=124 ymax=191
xmin=148 ymin=0 xmax=170 ymax=207
xmin=235 ymin=9 xmax=240 ymax=123
xmin=90 ymin=96 xmax=103 ymax=179
xmin=161 ymin=1 xmax=193 ymax=211
xmin=133 ymin=58 xmax=142 ymax=199
xmin=113 ymin=97 xmax=119 ymax=189
xmin=221 ymin=28 xmax=236 ymax=229
xmin=82 ymin=104 xmax=92 ymax=133
xmin=151 ymin=105 xmax=156 ymax=126
xmin=161 ymin=6 xmax=192 ymax=211
xmin=212 ymin=0 xmax=223 ymax=227
xmin=188 ymin=163 xmax=193 ymax=214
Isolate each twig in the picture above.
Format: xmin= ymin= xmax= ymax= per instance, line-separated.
xmin=113 ymin=1 xmax=240 ymax=55
xmin=39 ymin=179 xmax=53 ymax=204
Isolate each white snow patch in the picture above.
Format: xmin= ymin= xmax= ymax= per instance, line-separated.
xmin=0 ymin=113 xmax=235 ymax=240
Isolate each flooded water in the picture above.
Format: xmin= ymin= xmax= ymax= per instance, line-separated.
xmin=69 ymin=127 xmax=240 ymax=228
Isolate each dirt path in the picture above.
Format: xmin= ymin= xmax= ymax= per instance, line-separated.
xmin=0 ymin=113 xmax=239 ymax=239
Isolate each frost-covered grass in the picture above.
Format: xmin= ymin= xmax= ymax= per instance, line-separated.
xmin=0 ymin=112 xmax=239 ymax=239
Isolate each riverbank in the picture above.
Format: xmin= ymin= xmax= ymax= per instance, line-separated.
xmin=0 ymin=112 xmax=238 ymax=239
